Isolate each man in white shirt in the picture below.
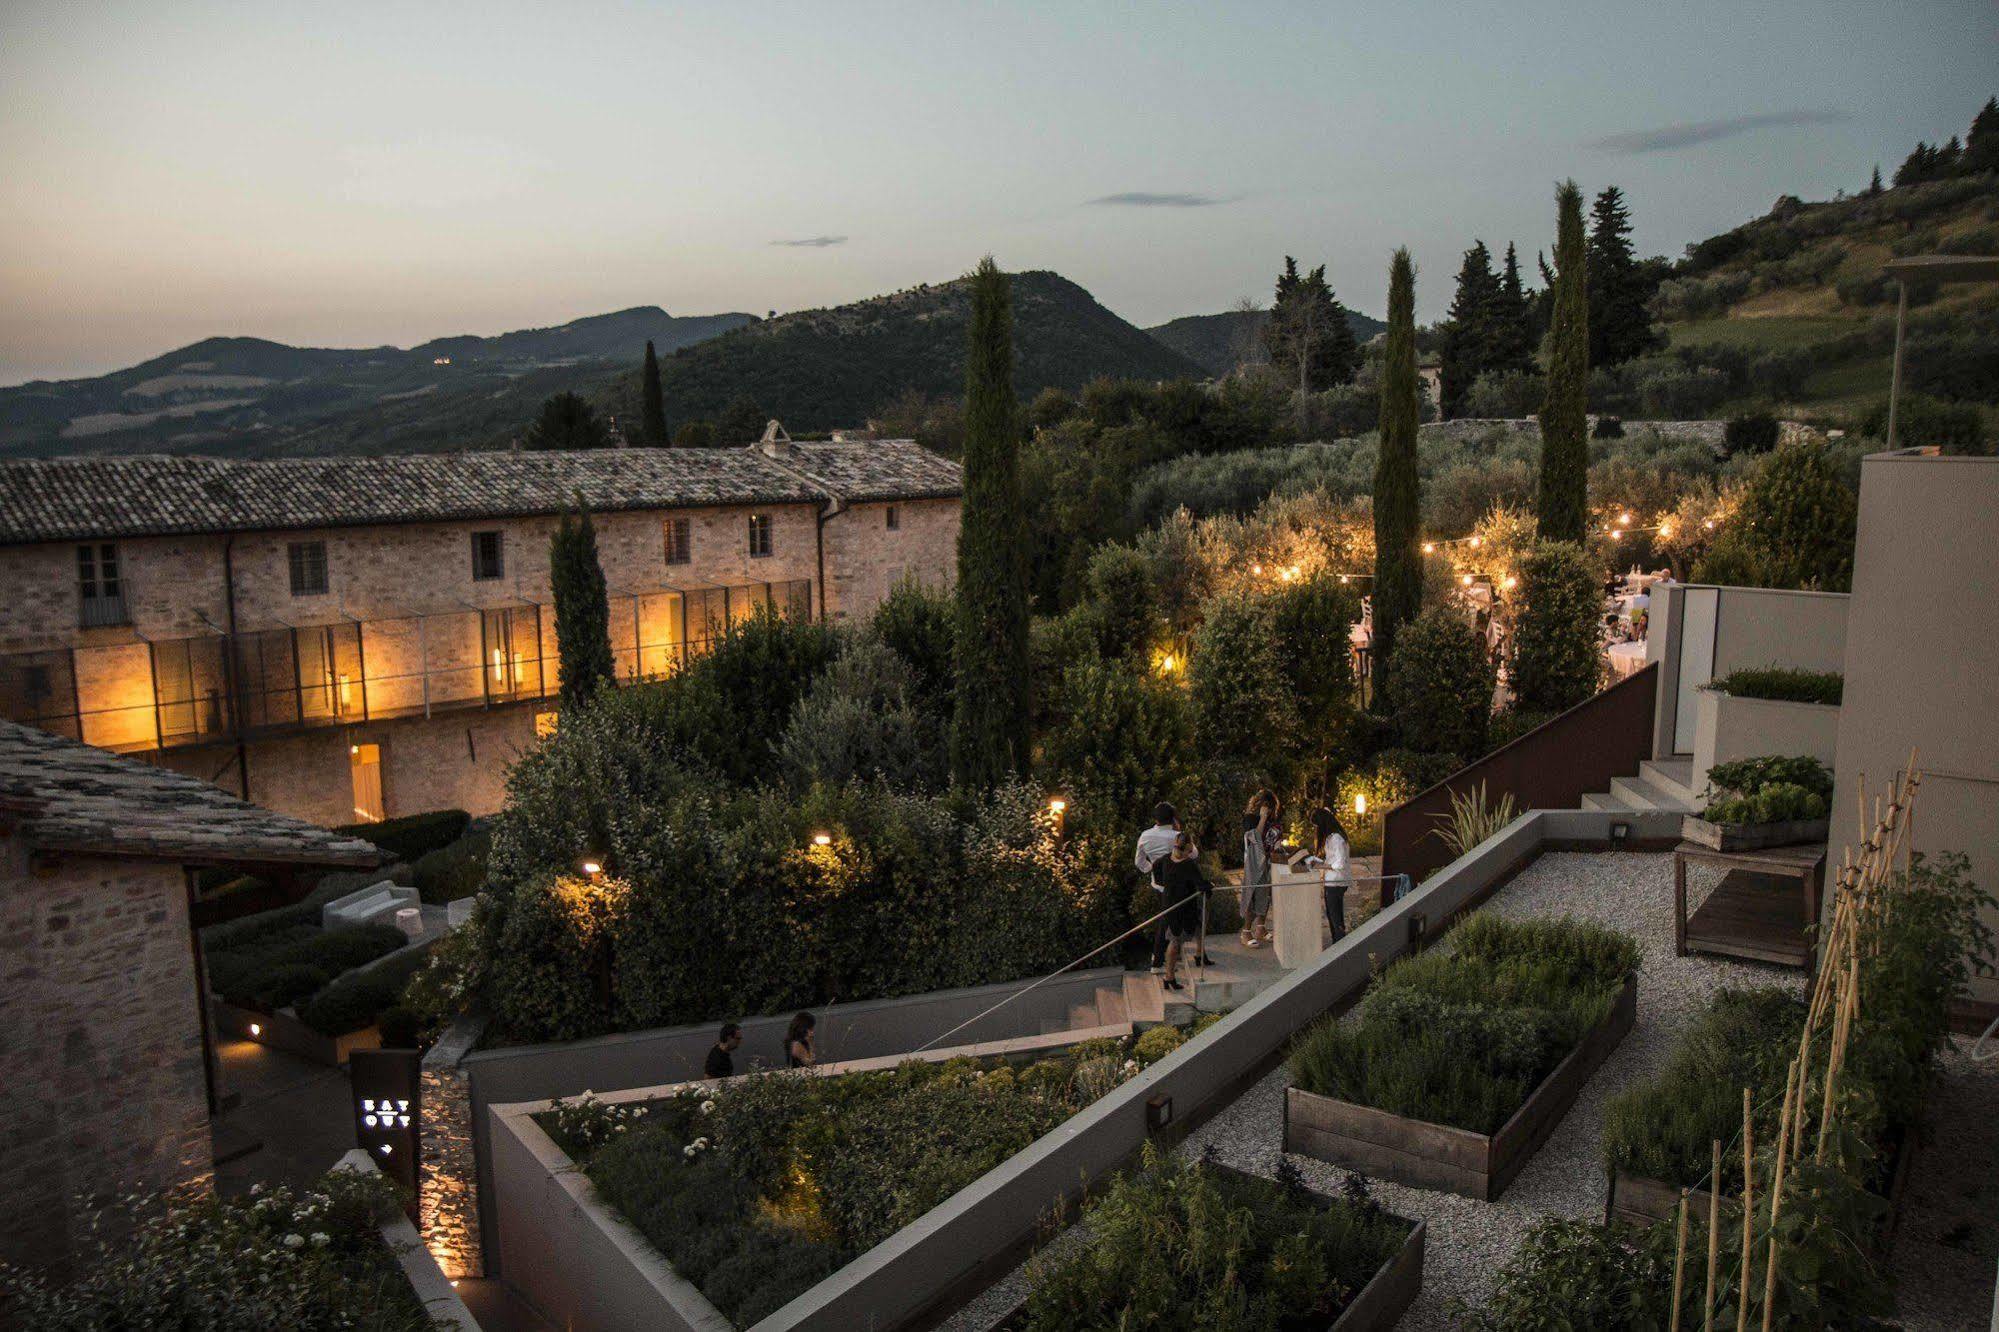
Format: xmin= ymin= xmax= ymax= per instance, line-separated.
xmin=1134 ymin=802 xmax=1181 ymax=972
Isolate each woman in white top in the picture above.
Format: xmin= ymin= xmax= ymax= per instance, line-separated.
xmin=1304 ymin=805 xmax=1353 ymax=942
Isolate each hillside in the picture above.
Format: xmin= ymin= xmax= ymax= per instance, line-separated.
xmin=1146 ymin=307 xmax=1387 ymax=378
xmin=0 ymin=307 xmax=754 ymax=458
xmin=599 ymin=270 xmax=1205 ymax=437
xmin=1649 ymin=171 xmax=1998 ymax=422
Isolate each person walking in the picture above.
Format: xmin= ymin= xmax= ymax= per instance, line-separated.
xmin=1304 ymin=806 xmax=1354 ymax=945
xmin=785 ymin=1012 xmax=817 ymax=1068
xmin=1134 ymin=802 xmax=1180 ymax=972
xmin=704 ymin=1022 xmax=742 ymax=1078
xmin=1155 ymin=832 xmax=1209 ymax=991
xmin=1239 ymin=790 xmax=1282 ymax=948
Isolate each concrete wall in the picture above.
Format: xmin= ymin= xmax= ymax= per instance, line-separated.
xmin=1832 ymin=450 xmax=1999 ymax=1005
xmin=334 ymin=1148 xmax=483 ymax=1331
xmin=1690 ymin=691 xmax=1841 ymax=798
xmin=479 ymin=809 xmax=1681 ymax=1331
xmin=0 ymin=840 xmax=213 ymax=1272
xmin=459 ymin=967 xmax=1124 ymax=1278
xmin=1650 ymin=583 xmax=1849 ymax=758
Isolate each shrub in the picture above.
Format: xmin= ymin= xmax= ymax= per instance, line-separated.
xmin=1592 ymin=414 xmax=1624 ymax=439
xmin=776 ymin=635 xmax=946 ymax=792
xmin=1289 ymin=914 xmax=1636 ymax=1133
xmin=334 ymin=808 xmax=468 ymax=864
xmin=1 ymin=1168 xmax=430 ymax=1331
xmin=411 ymin=829 xmax=490 ymax=904
xmin=1188 ymin=592 xmax=1288 ymax=785
xmin=1464 ymin=369 xmax=1546 ymax=418
xmin=297 ymin=946 xmax=430 ymax=1037
xmin=1384 ymin=607 xmax=1495 ymax=756
xmin=489 ymin=873 xmax=620 ymax=1042
xmin=1335 ymin=748 xmax=1463 ymax=854
xmin=1859 ymin=392 xmax=1988 ymax=454
xmin=869 ymin=577 xmax=956 ymax=707
xmin=1510 ymin=541 xmax=1603 ymax=714
xmin=1020 ymin=1147 xmax=1410 ymax=1330
xmin=1703 ymin=665 xmax=1842 ymax=706
xmin=1132 ymin=1024 xmax=1186 ymax=1065
xmin=1485 ymin=706 xmax=1557 ymax=752
xmin=376 ymin=1005 xmax=422 ymax=1049
xmin=207 ymin=922 xmax=405 ymax=1011
xmin=1723 ymin=410 xmax=1780 ymax=455
xmin=1694 ymin=442 xmax=1856 ymax=591
xmin=1455 ymin=1215 xmax=1677 ymax=1331
xmin=1701 ymin=753 xmax=1834 ymax=818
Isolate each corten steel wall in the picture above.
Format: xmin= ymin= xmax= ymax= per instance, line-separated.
xmin=1382 ymin=664 xmax=1659 ymax=887
xmin=1832 ymin=449 xmax=1999 ymax=1008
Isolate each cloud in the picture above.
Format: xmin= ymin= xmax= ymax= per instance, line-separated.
xmin=1590 ymin=109 xmax=1845 ymax=154
xmin=1086 ymin=191 xmax=1237 ymax=208
xmin=770 ymin=235 xmax=847 ymax=248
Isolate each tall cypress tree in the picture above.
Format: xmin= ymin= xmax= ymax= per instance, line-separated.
xmin=551 ymin=500 xmax=615 ymax=707
xmin=640 ymin=339 xmax=669 ymax=445
xmin=950 ymin=257 xmax=1030 ymax=788
xmin=1372 ymin=247 xmax=1423 ymax=679
xmin=1537 ymin=181 xmax=1590 ymax=544
xmin=1437 ymin=241 xmax=1497 ymax=420
xmin=1489 ymin=243 xmax=1536 ymax=377
xmin=1585 ymin=186 xmax=1660 ymax=367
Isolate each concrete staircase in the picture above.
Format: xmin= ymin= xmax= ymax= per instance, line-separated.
xmin=1042 ymin=932 xmax=1290 ymax=1035
xmin=1581 ymin=757 xmax=1700 ymax=814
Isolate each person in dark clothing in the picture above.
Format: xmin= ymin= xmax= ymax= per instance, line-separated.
xmin=1155 ymin=832 xmax=1209 ymax=991
xmin=785 ymin=1011 xmax=817 ymax=1068
xmin=1134 ymin=801 xmax=1180 ymax=971
xmin=704 ymin=1022 xmax=741 ymax=1079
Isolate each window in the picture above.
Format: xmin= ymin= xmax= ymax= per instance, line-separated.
xmin=747 ymin=513 xmax=773 ymax=559
xmin=288 ymin=541 xmax=329 ymax=596
xmin=76 ymin=543 xmax=127 ymax=627
xmin=885 ymin=504 xmax=900 ymax=531
xmin=664 ymin=517 xmax=692 ymax=566
xmin=471 ymin=530 xmax=505 ymax=581
xmin=534 ymin=711 xmax=559 ymax=739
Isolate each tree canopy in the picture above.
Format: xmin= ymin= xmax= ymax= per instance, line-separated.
xmin=1261 ymin=257 xmax=1360 ymax=394
xmin=525 ymin=391 xmax=613 ymax=451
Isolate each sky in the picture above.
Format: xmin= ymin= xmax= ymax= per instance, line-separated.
xmin=1 ymin=1 xmax=1993 ymax=385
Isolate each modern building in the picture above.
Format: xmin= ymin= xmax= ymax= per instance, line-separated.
xmin=0 ymin=437 xmax=961 ymax=826
xmin=0 ymin=717 xmax=380 ymax=1272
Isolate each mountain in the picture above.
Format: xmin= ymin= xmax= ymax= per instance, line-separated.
xmin=1146 ymin=307 xmax=1388 ymax=378
xmin=596 ymin=269 xmax=1206 ymax=436
xmin=0 ymin=307 xmax=755 ymax=458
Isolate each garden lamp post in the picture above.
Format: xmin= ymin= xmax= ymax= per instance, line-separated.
xmin=1879 ymin=255 xmax=1999 ymax=450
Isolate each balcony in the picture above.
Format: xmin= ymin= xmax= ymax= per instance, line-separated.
xmin=0 ymin=577 xmax=813 ymax=756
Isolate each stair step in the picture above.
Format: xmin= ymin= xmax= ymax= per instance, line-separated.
xmin=1122 ymin=973 xmax=1166 ymax=1027
xmin=1641 ymin=757 xmax=1700 ymax=805
xmin=1093 ymin=985 xmax=1128 ymax=1027
xmin=1068 ymin=1001 xmax=1100 ymax=1030
xmin=1580 ymin=792 xmax=1617 ymax=812
xmin=1608 ymin=775 xmax=1673 ymax=810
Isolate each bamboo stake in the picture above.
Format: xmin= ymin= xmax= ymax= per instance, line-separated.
xmin=1672 ymin=1189 xmax=1691 ymax=1331
xmin=1737 ymin=1089 xmax=1754 ymax=1331
xmin=1704 ymin=1139 xmax=1722 ymax=1332
xmin=1759 ymin=1063 xmax=1799 ymax=1332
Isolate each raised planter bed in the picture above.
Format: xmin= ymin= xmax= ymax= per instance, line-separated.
xmin=213 ymin=996 xmax=383 ymax=1066
xmin=1680 ymin=814 xmax=1830 ymax=852
xmin=985 ymin=1163 xmax=1424 ymax=1332
xmin=1285 ymin=972 xmax=1637 ymax=1201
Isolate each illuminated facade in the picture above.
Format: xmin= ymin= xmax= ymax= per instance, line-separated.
xmin=0 ymin=441 xmax=960 ymax=824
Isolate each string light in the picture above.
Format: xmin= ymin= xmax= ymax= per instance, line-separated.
xmin=1501 ymin=575 xmax=1518 ymax=590
xmin=1459 ymin=573 xmax=1473 ymax=586
xmin=1250 ymin=563 xmax=1263 ymax=576
xmin=1422 ymin=542 xmax=1436 ymax=554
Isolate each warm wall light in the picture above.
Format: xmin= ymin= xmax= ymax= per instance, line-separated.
xmin=1658 ymin=525 xmax=1674 ymax=540
xmin=350 ymin=744 xmax=360 ymax=755
xmin=812 ymin=833 xmax=832 ymax=847
xmin=249 ymin=1022 xmax=262 ymax=1037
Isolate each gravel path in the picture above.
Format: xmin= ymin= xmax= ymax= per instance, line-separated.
xmin=945 ymin=852 xmax=1806 ymax=1330
xmin=1885 ymin=1041 xmax=1999 ymax=1332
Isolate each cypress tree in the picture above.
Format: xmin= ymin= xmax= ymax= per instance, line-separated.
xmin=950 ymin=257 xmax=1030 ymax=788
xmin=1490 ymin=243 xmax=1536 ymax=377
xmin=525 ymin=391 xmax=613 ymax=451
xmin=1966 ymin=98 xmax=1999 ymax=174
xmin=1585 ymin=186 xmax=1659 ymax=367
xmin=1537 ymin=181 xmax=1590 ymax=544
xmin=551 ymin=500 xmax=616 ymax=707
xmin=640 ymin=339 xmax=669 ymax=445
xmin=1371 ymin=247 xmax=1423 ymax=679
xmin=1438 ymin=241 xmax=1497 ymax=420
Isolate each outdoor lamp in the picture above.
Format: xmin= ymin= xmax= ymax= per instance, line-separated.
xmin=1468 ymin=535 xmax=1481 ymax=548
xmin=1354 ymin=793 xmax=1368 ymax=816
xmin=581 ymin=859 xmax=603 ymax=876
xmin=812 ymin=833 xmax=832 ymax=847
xmin=1048 ymin=798 xmax=1066 ymax=815
xmin=1460 ymin=574 xmax=1473 ymax=586
xmin=1422 ymin=542 xmax=1436 ymax=553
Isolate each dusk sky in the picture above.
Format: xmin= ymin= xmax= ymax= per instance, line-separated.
xmin=2 ymin=1 xmax=1993 ymax=385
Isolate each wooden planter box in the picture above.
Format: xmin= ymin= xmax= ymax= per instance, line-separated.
xmin=1681 ymin=815 xmax=1830 ymax=852
xmin=988 ymin=1165 xmax=1425 ymax=1332
xmin=1285 ymin=973 xmax=1636 ymax=1201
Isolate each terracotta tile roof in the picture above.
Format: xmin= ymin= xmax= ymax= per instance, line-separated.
xmin=0 ymin=719 xmax=381 ymax=868
xmin=0 ymin=443 xmax=962 ymax=545
xmin=755 ymin=439 xmax=965 ymax=504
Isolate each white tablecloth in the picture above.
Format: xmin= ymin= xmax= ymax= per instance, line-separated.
xmin=1607 ymin=640 xmax=1648 ymax=679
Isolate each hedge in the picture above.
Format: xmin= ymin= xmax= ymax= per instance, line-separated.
xmin=1703 ymin=666 xmax=1843 ymax=706
xmin=207 ymin=922 xmax=406 ymax=1012
xmin=335 ymin=809 xmax=470 ymax=864
xmin=412 ymin=830 xmax=490 ymax=905
xmin=297 ymin=945 xmax=431 ymax=1037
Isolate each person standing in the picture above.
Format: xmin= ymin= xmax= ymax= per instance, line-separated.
xmin=1239 ymin=790 xmax=1282 ymax=948
xmin=1134 ymin=802 xmax=1180 ymax=972
xmin=1305 ymin=806 xmax=1353 ymax=944
xmin=704 ymin=1022 xmax=742 ymax=1078
xmin=1155 ymin=833 xmax=1209 ymax=991
xmin=785 ymin=1012 xmax=817 ymax=1068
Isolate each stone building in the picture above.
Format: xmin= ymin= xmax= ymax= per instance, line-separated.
xmin=0 ymin=439 xmax=961 ymax=825
xmin=0 ymin=718 xmax=379 ymax=1272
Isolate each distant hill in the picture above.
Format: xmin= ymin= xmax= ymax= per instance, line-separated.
xmin=1146 ymin=307 xmax=1387 ymax=378
xmin=0 ymin=307 xmax=754 ymax=458
xmin=597 ymin=269 xmax=1206 ymax=437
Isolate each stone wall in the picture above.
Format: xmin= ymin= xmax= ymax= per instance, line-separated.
xmin=1409 ymin=417 xmax=1733 ymax=451
xmin=419 ymin=1011 xmax=489 ymax=1280
xmin=820 ymin=496 xmax=961 ymax=620
xmin=0 ymin=839 xmax=212 ymax=1272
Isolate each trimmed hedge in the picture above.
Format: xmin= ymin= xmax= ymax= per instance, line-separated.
xmin=335 ymin=809 xmax=470 ymax=864
xmin=297 ymin=945 xmax=431 ymax=1037
xmin=207 ymin=922 xmax=405 ymax=1012
xmin=412 ymin=830 xmax=490 ymax=905
xmin=1704 ymin=666 xmax=1842 ymax=706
